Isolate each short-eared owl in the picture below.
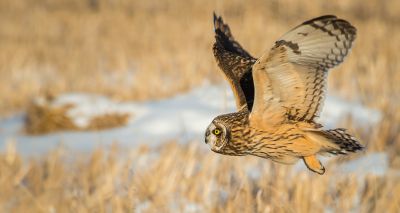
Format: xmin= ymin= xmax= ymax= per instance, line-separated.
xmin=205 ymin=13 xmax=363 ymax=175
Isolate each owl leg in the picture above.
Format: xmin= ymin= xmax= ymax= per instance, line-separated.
xmin=303 ymin=155 xmax=325 ymax=175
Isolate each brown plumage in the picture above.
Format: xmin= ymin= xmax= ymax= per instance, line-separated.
xmin=212 ymin=13 xmax=257 ymax=110
xmin=205 ymin=14 xmax=363 ymax=175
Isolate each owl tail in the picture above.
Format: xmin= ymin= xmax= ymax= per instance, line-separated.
xmin=305 ymin=128 xmax=364 ymax=155
xmin=321 ymin=128 xmax=364 ymax=154
xmin=302 ymin=128 xmax=363 ymax=175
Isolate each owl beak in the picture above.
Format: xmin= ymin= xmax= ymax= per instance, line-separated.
xmin=205 ymin=129 xmax=210 ymax=144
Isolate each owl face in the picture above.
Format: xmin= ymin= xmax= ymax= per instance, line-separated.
xmin=205 ymin=120 xmax=230 ymax=152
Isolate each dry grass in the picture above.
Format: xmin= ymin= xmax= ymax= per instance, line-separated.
xmin=24 ymin=96 xmax=78 ymax=134
xmin=0 ymin=0 xmax=399 ymax=211
xmin=0 ymin=0 xmax=398 ymax=114
xmin=86 ymin=113 xmax=130 ymax=131
xmin=0 ymin=142 xmax=399 ymax=212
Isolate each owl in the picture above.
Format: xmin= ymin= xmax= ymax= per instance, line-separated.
xmin=205 ymin=13 xmax=363 ymax=175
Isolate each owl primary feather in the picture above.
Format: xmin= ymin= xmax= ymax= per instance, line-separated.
xmin=205 ymin=13 xmax=363 ymax=175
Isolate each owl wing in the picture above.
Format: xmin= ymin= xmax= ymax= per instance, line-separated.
xmin=250 ymin=15 xmax=356 ymax=127
xmin=213 ymin=13 xmax=257 ymax=111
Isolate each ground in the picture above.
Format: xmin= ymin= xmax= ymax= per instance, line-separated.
xmin=0 ymin=0 xmax=399 ymax=212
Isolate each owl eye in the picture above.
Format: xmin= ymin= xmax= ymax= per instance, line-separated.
xmin=213 ymin=128 xmax=222 ymax=135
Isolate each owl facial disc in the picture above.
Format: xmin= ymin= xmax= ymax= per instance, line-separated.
xmin=205 ymin=122 xmax=227 ymax=152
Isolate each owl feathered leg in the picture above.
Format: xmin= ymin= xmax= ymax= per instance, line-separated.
xmin=303 ymin=155 xmax=325 ymax=175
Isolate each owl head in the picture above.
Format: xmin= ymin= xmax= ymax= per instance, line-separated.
xmin=205 ymin=119 xmax=231 ymax=152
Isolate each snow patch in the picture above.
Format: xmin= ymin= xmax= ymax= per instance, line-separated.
xmin=0 ymin=84 xmax=381 ymax=156
xmin=335 ymin=152 xmax=388 ymax=176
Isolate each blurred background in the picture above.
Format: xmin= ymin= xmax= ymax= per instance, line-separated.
xmin=0 ymin=0 xmax=399 ymax=212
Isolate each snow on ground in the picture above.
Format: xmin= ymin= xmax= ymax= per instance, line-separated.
xmin=334 ymin=152 xmax=389 ymax=176
xmin=0 ymin=83 xmax=381 ymax=157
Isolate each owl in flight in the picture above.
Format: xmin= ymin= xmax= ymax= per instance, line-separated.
xmin=205 ymin=13 xmax=363 ymax=174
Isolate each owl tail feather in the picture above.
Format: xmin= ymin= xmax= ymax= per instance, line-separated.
xmin=304 ymin=128 xmax=364 ymax=155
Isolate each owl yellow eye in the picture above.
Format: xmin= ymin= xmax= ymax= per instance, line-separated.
xmin=213 ymin=128 xmax=221 ymax=135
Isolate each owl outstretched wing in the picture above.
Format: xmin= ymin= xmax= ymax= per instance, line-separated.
xmin=213 ymin=13 xmax=257 ymax=111
xmin=250 ymin=15 xmax=356 ymax=127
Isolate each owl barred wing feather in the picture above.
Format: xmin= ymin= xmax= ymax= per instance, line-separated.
xmin=279 ymin=15 xmax=356 ymax=70
xmin=213 ymin=12 xmax=254 ymax=59
xmin=213 ymin=13 xmax=257 ymax=110
xmin=251 ymin=15 xmax=356 ymax=126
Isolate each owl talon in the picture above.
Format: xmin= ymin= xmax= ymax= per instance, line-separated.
xmin=303 ymin=155 xmax=325 ymax=175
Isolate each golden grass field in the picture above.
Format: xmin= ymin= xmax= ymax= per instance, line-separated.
xmin=0 ymin=0 xmax=399 ymax=212
xmin=1 ymin=142 xmax=399 ymax=212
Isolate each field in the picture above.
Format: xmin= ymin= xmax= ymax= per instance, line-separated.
xmin=0 ymin=0 xmax=399 ymax=212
